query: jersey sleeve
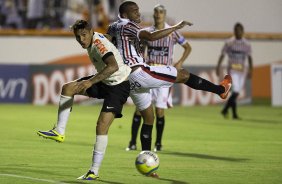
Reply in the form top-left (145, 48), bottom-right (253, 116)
top-left (93, 34), bottom-right (114, 61)
top-left (123, 22), bottom-right (142, 40)
top-left (172, 30), bottom-right (187, 45)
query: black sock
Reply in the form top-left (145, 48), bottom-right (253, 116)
top-left (140, 124), bottom-right (153, 151)
top-left (231, 93), bottom-right (239, 118)
top-left (185, 73), bottom-right (224, 95)
top-left (223, 92), bottom-right (238, 113)
top-left (155, 117), bottom-right (165, 145)
top-left (130, 113), bottom-right (141, 145)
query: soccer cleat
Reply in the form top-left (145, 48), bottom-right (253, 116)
top-left (37, 129), bottom-right (65, 143)
top-left (77, 170), bottom-right (99, 180)
top-left (221, 110), bottom-right (228, 119)
top-left (153, 143), bottom-right (162, 152)
top-left (125, 142), bottom-right (137, 151)
top-left (219, 75), bottom-right (232, 99)
top-left (149, 172), bottom-right (159, 178)
top-left (233, 115), bottom-right (242, 120)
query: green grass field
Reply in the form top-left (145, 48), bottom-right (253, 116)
top-left (0, 104), bottom-right (281, 184)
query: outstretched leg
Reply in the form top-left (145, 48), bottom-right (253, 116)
top-left (176, 69), bottom-right (232, 99)
top-left (37, 77), bottom-right (91, 142)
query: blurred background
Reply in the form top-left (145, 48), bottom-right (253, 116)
top-left (0, 0), bottom-right (282, 106)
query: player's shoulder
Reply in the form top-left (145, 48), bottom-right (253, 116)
top-left (93, 32), bottom-right (107, 41)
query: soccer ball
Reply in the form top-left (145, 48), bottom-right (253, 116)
top-left (135, 151), bottom-right (160, 176)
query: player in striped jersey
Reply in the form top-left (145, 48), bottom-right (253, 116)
top-left (126, 4), bottom-right (192, 152)
top-left (216, 23), bottom-right (253, 120)
top-left (107, 1), bottom-right (232, 153)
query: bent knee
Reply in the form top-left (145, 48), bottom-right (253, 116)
top-left (176, 69), bottom-right (190, 83)
top-left (61, 82), bottom-right (76, 95)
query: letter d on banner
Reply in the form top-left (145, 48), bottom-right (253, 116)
top-left (33, 74), bottom-right (49, 105)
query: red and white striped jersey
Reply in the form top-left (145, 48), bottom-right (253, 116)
top-left (107, 17), bottom-right (145, 67)
top-left (222, 37), bottom-right (252, 71)
top-left (144, 24), bottom-right (187, 66)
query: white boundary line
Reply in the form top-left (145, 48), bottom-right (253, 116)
top-left (0, 173), bottom-right (69, 184)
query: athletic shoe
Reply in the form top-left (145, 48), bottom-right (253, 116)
top-left (221, 110), bottom-right (228, 119)
top-left (37, 129), bottom-right (65, 143)
top-left (77, 170), bottom-right (99, 180)
top-left (125, 142), bottom-right (137, 151)
top-left (233, 115), bottom-right (242, 120)
top-left (219, 75), bottom-right (232, 99)
top-left (153, 143), bottom-right (162, 152)
top-left (149, 172), bottom-right (159, 178)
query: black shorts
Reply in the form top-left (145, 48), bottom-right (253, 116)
top-left (77, 75), bottom-right (130, 118)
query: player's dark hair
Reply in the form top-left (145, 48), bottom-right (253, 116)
top-left (234, 22), bottom-right (244, 31)
top-left (119, 1), bottom-right (137, 16)
top-left (71, 20), bottom-right (91, 32)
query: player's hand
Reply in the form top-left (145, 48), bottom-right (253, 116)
top-left (74, 80), bottom-right (93, 94)
top-left (174, 21), bottom-right (193, 30)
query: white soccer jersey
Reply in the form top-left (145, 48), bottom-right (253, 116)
top-left (222, 37), bottom-right (251, 72)
top-left (87, 32), bottom-right (131, 85)
top-left (144, 24), bottom-right (187, 66)
top-left (107, 17), bottom-right (145, 67)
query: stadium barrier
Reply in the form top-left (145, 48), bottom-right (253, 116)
top-left (1, 29), bottom-right (282, 40)
top-left (0, 64), bottom-right (251, 105)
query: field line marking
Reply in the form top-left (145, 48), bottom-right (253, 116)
top-left (0, 173), bottom-right (69, 184)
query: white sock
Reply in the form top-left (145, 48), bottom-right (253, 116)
top-left (90, 135), bottom-right (108, 175)
top-left (54, 95), bottom-right (73, 135)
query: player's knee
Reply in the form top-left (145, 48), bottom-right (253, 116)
top-left (61, 82), bottom-right (75, 95)
top-left (156, 109), bottom-right (164, 117)
top-left (176, 69), bottom-right (189, 83)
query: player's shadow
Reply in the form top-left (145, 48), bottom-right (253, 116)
top-left (162, 151), bottom-right (250, 162)
top-left (63, 180), bottom-right (123, 184)
top-left (158, 178), bottom-right (189, 184)
top-left (242, 118), bottom-right (281, 124)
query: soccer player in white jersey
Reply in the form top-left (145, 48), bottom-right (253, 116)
top-left (126, 4), bottom-right (192, 152)
top-left (216, 23), bottom-right (253, 119)
top-left (107, 1), bottom-right (232, 155)
top-left (37, 20), bottom-right (131, 180)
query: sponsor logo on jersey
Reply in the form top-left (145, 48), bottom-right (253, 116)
top-left (94, 39), bottom-right (108, 55)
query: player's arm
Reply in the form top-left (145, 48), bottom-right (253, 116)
top-left (89, 54), bottom-right (119, 84)
top-left (247, 55), bottom-right (253, 79)
top-left (174, 42), bottom-right (192, 69)
top-left (75, 53), bottom-right (118, 93)
top-left (139, 21), bottom-right (193, 41)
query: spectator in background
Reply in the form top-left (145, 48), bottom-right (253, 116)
top-left (0, 0), bottom-right (23, 29)
top-left (62, 0), bottom-right (88, 29)
top-left (216, 23), bottom-right (253, 120)
top-left (26, 0), bottom-right (45, 29)
top-left (91, 0), bottom-right (109, 33)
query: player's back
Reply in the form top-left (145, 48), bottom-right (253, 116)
top-left (107, 18), bottom-right (145, 67)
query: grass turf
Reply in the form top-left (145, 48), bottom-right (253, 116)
top-left (0, 104), bottom-right (281, 184)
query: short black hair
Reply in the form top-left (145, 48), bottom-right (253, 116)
top-left (119, 1), bottom-right (137, 15)
top-left (71, 20), bottom-right (91, 32)
top-left (234, 22), bottom-right (244, 31)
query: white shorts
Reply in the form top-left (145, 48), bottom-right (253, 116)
top-left (230, 69), bottom-right (247, 93)
top-left (151, 87), bottom-right (173, 109)
top-left (129, 65), bottom-right (177, 111)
